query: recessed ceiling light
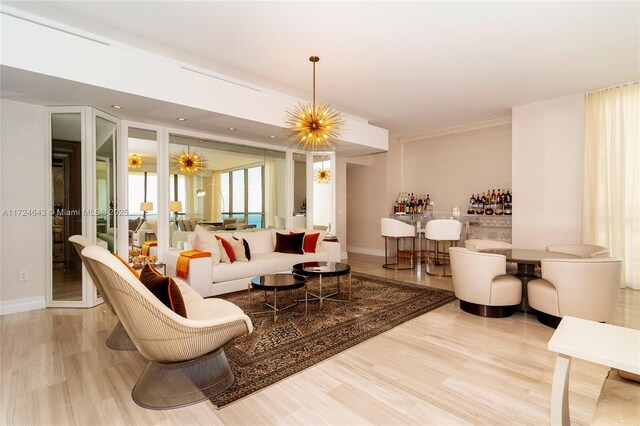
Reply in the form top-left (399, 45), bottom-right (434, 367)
top-left (227, 127), bottom-right (236, 131)
top-left (269, 135), bottom-right (276, 138)
top-left (176, 117), bottom-right (187, 121)
top-left (111, 104), bottom-right (123, 109)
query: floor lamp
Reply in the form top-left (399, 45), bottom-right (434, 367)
top-left (196, 185), bottom-right (225, 221)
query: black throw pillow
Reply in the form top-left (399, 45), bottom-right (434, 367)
top-left (234, 237), bottom-right (252, 260)
top-left (139, 264), bottom-right (187, 318)
top-left (274, 232), bottom-right (304, 255)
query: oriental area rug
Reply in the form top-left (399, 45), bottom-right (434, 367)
top-left (211, 272), bottom-right (456, 408)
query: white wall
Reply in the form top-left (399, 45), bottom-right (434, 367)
top-left (402, 124), bottom-right (512, 216)
top-left (0, 99), bottom-right (48, 313)
top-left (512, 93), bottom-right (585, 249)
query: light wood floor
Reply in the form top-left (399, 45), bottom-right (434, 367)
top-left (1, 252), bottom-right (638, 425)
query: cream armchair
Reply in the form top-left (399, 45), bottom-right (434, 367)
top-left (69, 235), bottom-right (136, 351)
top-left (449, 247), bottom-right (522, 317)
top-left (546, 243), bottom-right (610, 258)
top-left (528, 258), bottom-right (622, 328)
top-left (132, 219), bottom-right (157, 247)
top-left (82, 244), bottom-right (253, 409)
top-left (464, 238), bottom-right (517, 274)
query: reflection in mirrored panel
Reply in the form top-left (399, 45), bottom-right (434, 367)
top-left (168, 134), bottom-right (286, 239)
top-left (128, 128), bottom-right (158, 249)
top-left (51, 112), bottom-right (83, 301)
top-left (292, 153), bottom-right (307, 229)
top-left (96, 116), bottom-right (117, 253)
top-left (313, 154), bottom-right (332, 232)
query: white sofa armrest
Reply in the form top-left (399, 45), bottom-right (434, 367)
top-left (166, 250), bottom-right (214, 297)
top-left (321, 240), bottom-right (341, 262)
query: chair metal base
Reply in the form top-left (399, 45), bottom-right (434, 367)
top-left (535, 311), bottom-right (563, 329)
top-left (425, 240), bottom-right (456, 277)
top-left (105, 321), bottom-right (137, 351)
top-left (460, 300), bottom-right (514, 318)
top-left (382, 236), bottom-right (415, 270)
top-left (132, 347), bottom-right (234, 410)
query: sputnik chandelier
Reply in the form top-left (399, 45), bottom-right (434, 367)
top-left (170, 148), bottom-right (206, 175)
top-left (314, 160), bottom-right (331, 184)
top-left (286, 56), bottom-right (343, 151)
top-left (128, 153), bottom-right (142, 168)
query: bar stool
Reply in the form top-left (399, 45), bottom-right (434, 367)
top-left (425, 219), bottom-right (462, 277)
top-left (381, 218), bottom-right (416, 270)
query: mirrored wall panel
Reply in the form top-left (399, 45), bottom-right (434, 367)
top-left (95, 116), bottom-right (117, 252)
top-left (292, 153), bottom-right (307, 229)
top-left (168, 134), bottom-right (286, 244)
top-left (51, 112), bottom-right (83, 301)
top-left (127, 128), bottom-right (158, 249)
top-left (312, 154), bottom-right (332, 231)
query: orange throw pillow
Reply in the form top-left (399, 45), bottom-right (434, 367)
top-left (290, 231), bottom-right (320, 253)
top-left (215, 235), bottom-right (236, 263)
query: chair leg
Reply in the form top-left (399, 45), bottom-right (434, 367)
top-left (132, 347), bottom-right (234, 410)
top-left (105, 321), bottom-right (137, 351)
top-left (382, 237), bottom-right (415, 270)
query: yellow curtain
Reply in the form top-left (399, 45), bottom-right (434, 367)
top-left (583, 83), bottom-right (639, 288)
top-left (210, 171), bottom-right (222, 221)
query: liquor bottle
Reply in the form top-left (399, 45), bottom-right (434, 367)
top-left (426, 194), bottom-right (431, 206)
top-left (475, 194), bottom-right (484, 215)
top-left (484, 197), bottom-right (494, 215)
top-left (495, 195), bottom-right (504, 215)
top-left (467, 194), bottom-right (476, 214)
top-left (481, 192), bottom-right (487, 205)
top-left (505, 189), bottom-right (512, 215)
top-left (491, 189), bottom-right (496, 202)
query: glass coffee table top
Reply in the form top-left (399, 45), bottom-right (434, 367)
top-left (250, 273), bottom-right (307, 291)
top-left (292, 261), bottom-right (350, 277)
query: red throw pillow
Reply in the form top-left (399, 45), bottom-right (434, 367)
top-left (215, 235), bottom-right (236, 263)
top-left (139, 264), bottom-right (187, 317)
top-left (290, 232), bottom-right (320, 253)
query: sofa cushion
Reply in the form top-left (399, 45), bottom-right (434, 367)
top-left (293, 228), bottom-right (326, 250)
top-left (139, 264), bottom-right (187, 317)
top-left (129, 217), bottom-right (141, 231)
top-left (275, 232), bottom-right (304, 255)
top-left (228, 237), bottom-right (248, 262)
top-left (237, 229), bottom-right (274, 254)
top-left (189, 225), bottom-right (221, 264)
top-left (290, 231), bottom-right (320, 253)
top-left (216, 237), bottom-right (234, 263)
top-left (211, 250), bottom-right (330, 283)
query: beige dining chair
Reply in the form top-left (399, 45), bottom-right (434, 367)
top-left (464, 238), bottom-right (517, 274)
top-left (528, 257), bottom-right (623, 328)
top-left (81, 244), bottom-right (253, 409)
top-left (449, 247), bottom-right (522, 317)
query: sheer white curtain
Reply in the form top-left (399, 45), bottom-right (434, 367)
top-left (583, 83), bottom-right (639, 288)
top-left (264, 160), bottom-right (277, 228)
top-left (210, 171), bottom-right (222, 221)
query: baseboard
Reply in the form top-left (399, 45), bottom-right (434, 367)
top-left (347, 246), bottom-right (385, 257)
top-left (0, 296), bottom-right (46, 316)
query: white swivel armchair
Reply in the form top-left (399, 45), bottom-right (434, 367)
top-left (465, 239), bottom-right (517, 274)
top-left (381, 218), bottom-right (416, 270)
top-left (425, 219), bottom-right (462, 277)
top-left (82, 245), bottom-right (253, 409)
top-left (449, 247), bottom-right (522, 317)
top-left (546, 244), bottom-right (610, 258)
top-left (528, 257), bottom-right (622, 328)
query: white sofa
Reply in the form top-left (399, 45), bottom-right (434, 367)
top-left (166, 229), bottom-right (341, 297)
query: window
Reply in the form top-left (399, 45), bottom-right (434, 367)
top-left (128, 171), bottom-right (157, 217)
top-left (221, 165), bottom-right (264, 227)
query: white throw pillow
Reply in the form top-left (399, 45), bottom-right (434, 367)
top-left (228, 238), bottom-right (248, 262)
top-left (217, 239), bottom-right (231, 263)
top-left (239, 229), bottom-right (274, 254)
top-left (190, 225), bottom-right (221, 264)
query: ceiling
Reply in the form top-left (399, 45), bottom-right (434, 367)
top-left (2, 1), bottom-right (639, 139)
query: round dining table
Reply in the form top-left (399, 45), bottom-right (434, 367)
top-left (480, 248), bottom-right (579, 312)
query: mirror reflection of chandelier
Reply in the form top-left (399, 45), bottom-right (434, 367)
top-left (314, 160), bottom-right (331, 184)
top-left (286, 56), bottom-right (344, 151)
top-left (170, 147), bottom-right (206, 175)
top-left (128, 153), bottom-right (142, 168)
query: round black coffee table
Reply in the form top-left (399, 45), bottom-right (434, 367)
top-left (292, 261), bottom-right (352, 309)
top-left (249, 273), bottom-right (307, 321)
